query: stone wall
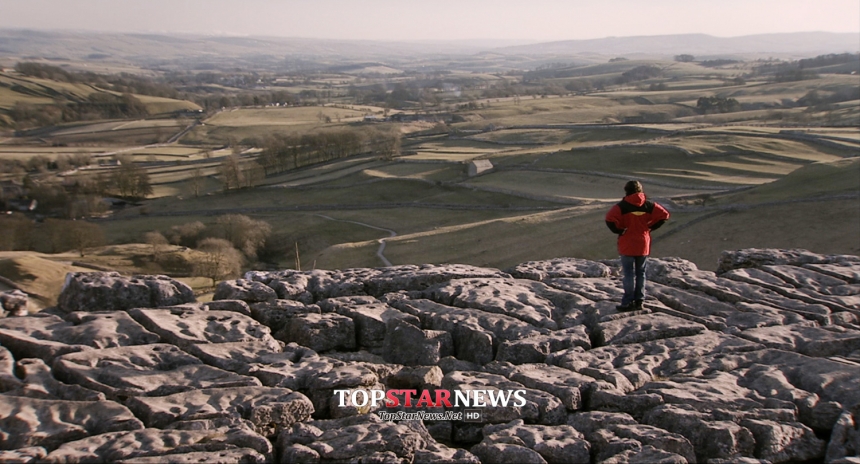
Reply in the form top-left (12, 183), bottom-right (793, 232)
top-left (0, 250), bottom-right (858, 463)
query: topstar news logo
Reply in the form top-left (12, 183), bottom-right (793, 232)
top-left (333, 389), bottom-right (528, 408)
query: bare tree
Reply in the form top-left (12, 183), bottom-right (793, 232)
top-left (242, 163), bottom-right (265, 189)
top-left (219, 154), bottom-right (244, 191)
top-left (111, 160), bottom-right (152, 199)
top-left (373, 128), bottom-right (401, 161)
top-left (66, 220), bottom-right (106, 257)
top-left (192, 238), bottom-right (243, 285)
top-left (215, 214), bottom-right (272, 259)
top-left (167, 221), bottom-right (207, 247)
top-left (189, 168), bottom-right (204, 198)
top-left (144, 231), bottom-right (169, 261)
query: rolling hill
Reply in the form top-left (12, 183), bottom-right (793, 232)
top-left (0, 70), bottom-right (201, 127)
top-left (1, 30), bottom-right (857, 72)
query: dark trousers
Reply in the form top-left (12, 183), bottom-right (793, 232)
top-left (620, 255), bottom-right (647, 306)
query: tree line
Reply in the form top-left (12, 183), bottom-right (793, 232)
top-left (797, 53), bottom-right (859, 70)
top-left (10, 93), bottom-right (149, 129)
top-left (2, 155), bottom-right (153, 219)
top-left (696, 96), bottom-right (741, 114)
top-left (0, 213), bottom-right (275, 284)
top-left (219, 127), bottom-right (402, 191)
top-left (749, 53), bottom-right (859, 83)
top-left (0, 216), bottom-right (105, 257)
top-left (144, 215), bottom-right (272, 283)
top-left (14, 62), bottom-right (179, 98)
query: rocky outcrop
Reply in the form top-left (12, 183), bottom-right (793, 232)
top-left (0, 290), bottom-right (29, 317)
top-left (0, 248), bottom-right (858, 462)
top-left (57, 272), bottom-right (195, 312)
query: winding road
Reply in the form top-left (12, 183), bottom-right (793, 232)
top-left (314, 214), bottom-right (397, 266)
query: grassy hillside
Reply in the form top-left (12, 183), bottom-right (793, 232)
top-left (310, 159), bottom-right (859, 271)
top-left (0, 253), bottom-right (93, 308)
top-left (718, 157), bottom-right (860, 204)
top-left (0, 71), bottom-right (201, 128)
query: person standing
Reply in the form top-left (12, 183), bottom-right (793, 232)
top-left (605, 180), bottom-right (670, 311)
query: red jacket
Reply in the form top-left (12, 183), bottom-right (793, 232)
top-left (605, 193), bottom-right (670, 256)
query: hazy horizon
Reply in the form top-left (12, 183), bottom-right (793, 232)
top-left (0, 0), bottom-right (857, 43)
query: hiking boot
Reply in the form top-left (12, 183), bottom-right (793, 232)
top-left (615, 302), bottom-right (637, 312)
top-left (634, 299), bottom-right (644, 310)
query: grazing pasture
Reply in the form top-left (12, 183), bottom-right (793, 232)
top-left (1, 53), bottom-right (857, 282)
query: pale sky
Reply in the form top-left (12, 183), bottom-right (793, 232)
top-left (1, 0), bottom-right (858, 42)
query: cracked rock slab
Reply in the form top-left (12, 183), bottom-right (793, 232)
top-left (478, 419), bottom-right (591, 464)
top-left (321, 296), bottom-right (421, 349)
top-left (43, 426), bottom-right (272, 463)
top-left (0, 311), bottom-right (160, 357)
top-left (656, 265), bottom-right (834, 320)
top-left (506, 257), bottom-right (612, 280)
top-left (383, 318), bottom-right (453, 366)
top-left (611, 423), bottom-right (695, 463)
top-left (6, 358), bottom-right (104, 401)
top-left (214, 279), bottom-right (277, 303)
top-left (442, 371), bottom-right (566, 425)
top-left (61, 311), bottom-right (162, 347)
top-left (276, 313), bottom-right (356, 353)
top-left (503, 363), bottom-right (602, 411)
top-left (302, 415), bottom-right (427, 462)
top-left (826, 407), bottom-right (860, 462)
top-left (246, 264), bottom-right (509, 302)
top-left (0, 315), bottom-right (93, 363)
top-left (115, 448), bottom-right (268, 464)
top-left (185, 340), bottom-right (300, 373)
top-left (716, 248), bottom-right (857, 274)
top-left (736, 323), bottom-right (860, 357)
top-left (425, 278), bottom-right (589, 330)
top-left (544, 277), bottom-right (625, 302)
top-left (0, 447), bottom-right (48, 463)
top-left (53, 344), bottom-right (261, 400)
top-left (0, 345), bottom-right (21, 391)
top-left (804, 262), bottom-right (860, 284)
top-left (640, 371), bottom-right (766, 411)
top-left (496, 326), bottom-right (591, 364)
top-left (597, 312), bottom-right (707, 346)
top-left (470, 442), bottom-right (547, 464)
top-left (550, 332), bottom-right (763, 391)
top-left (386, 296), bottom-right (543, 365)
top-left (600, 445), bottom-right (690, 464)
top-left (0, 395), bottom-right (143, 451)
top-left (128, 308), bottom-right (280, 352)
top-left (365, 264), bottom-right (512, 296)
top-left (248, 299), bottom-right (320, 334)
top-left (741, 418), bottom-right (826, 463)
top-left (644, 404), bottom-right (755, 462)
top-left (125, 387), bottom-right (313, 437)
top-left (58, 272), bottom-right (194, 312)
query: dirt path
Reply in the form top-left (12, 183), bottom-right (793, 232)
top-left (314, 214), bottom-right (397, 266)
top-left (110, 119), bottom-right (144, 131)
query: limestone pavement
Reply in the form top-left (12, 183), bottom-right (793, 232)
top-left (0, 248), bottom-right (858, 463)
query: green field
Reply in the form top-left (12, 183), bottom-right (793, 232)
top-left (464, 171), bottom-right (705, 201)
top-left (2, 55), bottom-right (858, 283)
top-left (207, 107), bottom-right (369, 127)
